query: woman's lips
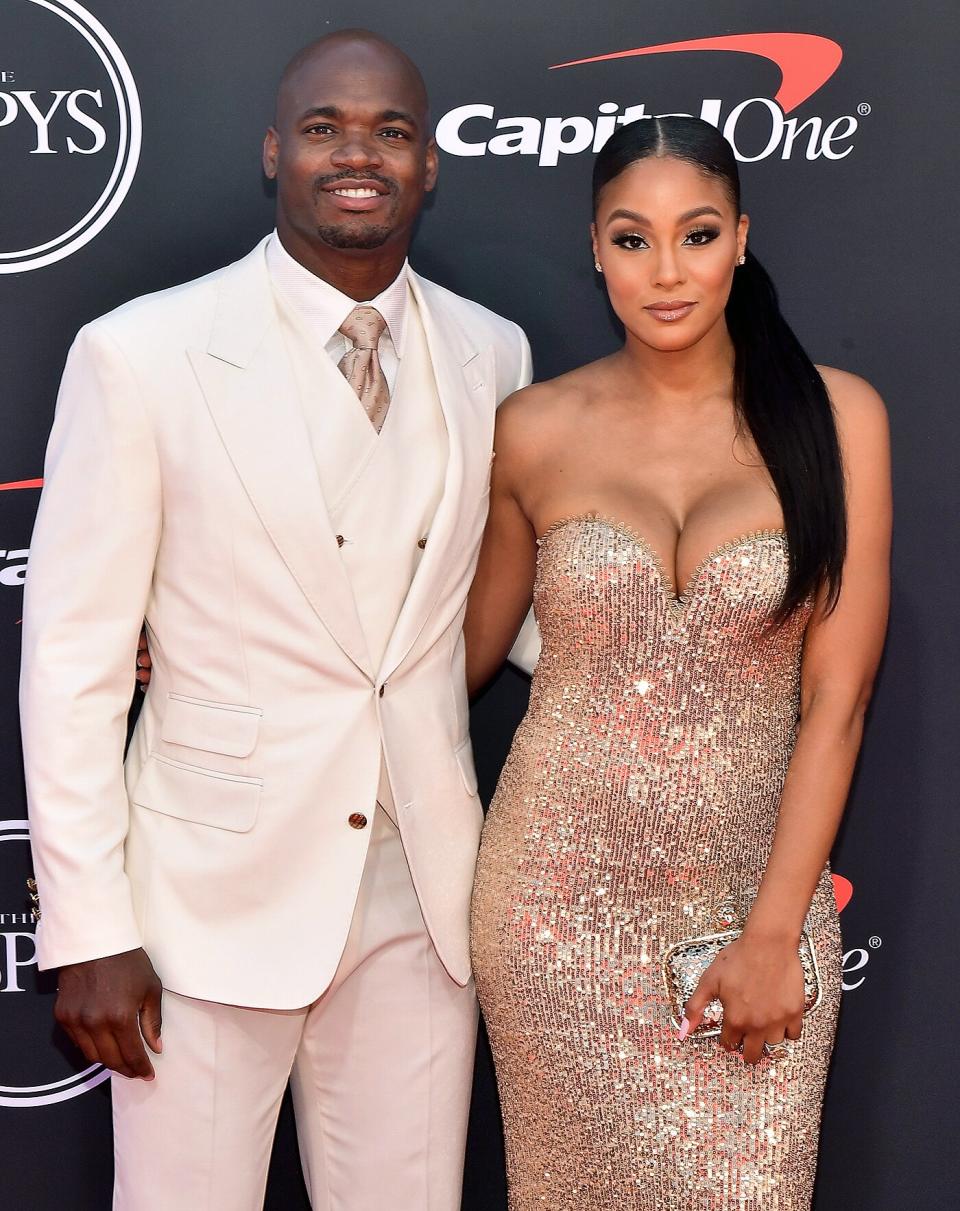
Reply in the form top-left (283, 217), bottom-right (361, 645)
top-left (644, 301), bottom-right (697, 322)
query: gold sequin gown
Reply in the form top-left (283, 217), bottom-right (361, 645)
top-left (471, 516), bottom-right (842, 1210)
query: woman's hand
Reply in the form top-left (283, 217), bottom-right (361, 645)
top-left (135, 627), bottom-right (151, 691)
top-left (681, 933), bottom-right (805, 1064)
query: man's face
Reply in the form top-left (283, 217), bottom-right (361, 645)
top-left (263, 45), bottom-right (438, 254)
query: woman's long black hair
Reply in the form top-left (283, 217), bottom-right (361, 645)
top-left (593, 116), bottom-right (845, 618)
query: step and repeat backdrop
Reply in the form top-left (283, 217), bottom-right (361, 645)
top-left (1, 0), bottom-right (957, 1207)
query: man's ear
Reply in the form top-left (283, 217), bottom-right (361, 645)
top-left (424, 137), bottom-right (439, 193)
top-left (263, 127), bottom-right (280, 180)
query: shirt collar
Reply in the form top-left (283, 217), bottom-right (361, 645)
top-left (265, 230), bottom-right (409, 353)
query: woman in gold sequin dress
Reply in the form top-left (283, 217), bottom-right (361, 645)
top-left (466, 117), bottom-right (890, 1209)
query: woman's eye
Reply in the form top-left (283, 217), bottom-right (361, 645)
top-left (683, 226), bottom-right (721, 246)
top-left (611, 233), bottom-right (648, 251)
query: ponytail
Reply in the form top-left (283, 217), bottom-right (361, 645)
top-left (726, 249), bottom-right (845, 617)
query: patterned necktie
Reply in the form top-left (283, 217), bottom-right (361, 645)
top-left (337, 306), bottom-right (390, 432)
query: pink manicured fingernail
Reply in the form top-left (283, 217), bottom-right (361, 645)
top-left (678, 1017), bottom-right (690, 1041)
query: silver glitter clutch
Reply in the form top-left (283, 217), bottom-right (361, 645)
top-left (663, 900), bottom-right (822, 1039)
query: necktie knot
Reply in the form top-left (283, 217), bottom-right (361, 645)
top-left (339, 305), bottom-right (387, 352)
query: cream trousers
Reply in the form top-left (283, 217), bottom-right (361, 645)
top-left (112, 807), bottom-right (479, 1210)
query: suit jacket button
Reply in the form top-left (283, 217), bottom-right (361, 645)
top-left (378, 685), bottom-right (385, 697)
top-left (348, 813), bottom-right (368, 830)
top-left (336, 535), bottom-right (345, 548)
top-left (417, 537), bottom-right (427, 549)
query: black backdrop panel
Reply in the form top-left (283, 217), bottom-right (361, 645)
top-left (1, 2), bottom-right (958, 1208)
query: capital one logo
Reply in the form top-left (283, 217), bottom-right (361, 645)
top-left (437, 33), bottom-right (862, 166)
top-left (0, 820), bottom-right (109, 1106)
top-left (0, 547), bottom-right (29, 586)
top-left (0, 0), bottom-right (142, 274)
top-left (833, 873), bottom-right (882, 992)
top-left (0, 478), bottom-right (40, 611)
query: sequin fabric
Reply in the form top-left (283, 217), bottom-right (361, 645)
top-left (471, 516), bottom-right (842, 1210)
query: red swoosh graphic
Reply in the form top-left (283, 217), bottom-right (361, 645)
top-left (0, 478), bottom-right (42, 491)
top-left (832, 874), bottom-right (853, 914)
top-left (551, 33), bottom-right (843, 114)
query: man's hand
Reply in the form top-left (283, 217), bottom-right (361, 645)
top-left (135, 628), bottom-right (152, 690)
top-left (55, 948), bottom-right (163, 1080)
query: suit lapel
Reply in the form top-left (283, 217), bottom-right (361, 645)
top-left (188, 239), bottom-right (373, 679)
top-left (380, 272), bottom-right (495, 681)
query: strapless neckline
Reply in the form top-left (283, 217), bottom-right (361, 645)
top-left (536, 512), bottom-right (788, 610)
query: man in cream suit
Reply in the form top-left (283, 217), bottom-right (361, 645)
top-left (20, 30), bottom-right (530, 1211)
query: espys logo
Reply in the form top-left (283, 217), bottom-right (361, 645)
top-left (0, 0), bottom-right (141, 274)
top-left (437, 33), bottom-right (865, 167)
top-left (0, 821), bottom-right (109, 1107)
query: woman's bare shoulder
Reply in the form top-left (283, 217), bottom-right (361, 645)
top-left (817, 364), bottom-right (889, 453)
top-left (496, 360), bottom-right (611, 443)
top-left (817, 364), bottom-right (886, 421)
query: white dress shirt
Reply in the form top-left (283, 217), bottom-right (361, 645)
top-left (265, 230), bottom-right (408, 393)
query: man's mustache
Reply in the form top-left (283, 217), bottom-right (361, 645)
top-left (313, 171), bottom-right (399, 198)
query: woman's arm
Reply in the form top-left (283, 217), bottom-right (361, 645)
top-left (464, 395), bottom-right (540, 697)
top-left (684, 369), bottom-right (892, 1061)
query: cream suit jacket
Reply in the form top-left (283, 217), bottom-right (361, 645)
top-left (20, 237), bottom-right (532, 1008)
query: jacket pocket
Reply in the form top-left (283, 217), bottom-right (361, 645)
top-left (132, 753), bottom-right (262, 833)
top-left (161, 693), bottom-right (262, 758)
top-left (454, 737), bottom-right (479, 797)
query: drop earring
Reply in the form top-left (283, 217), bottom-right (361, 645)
top-left (594, 260), bottom-right (603, 273)
top-left (737, 253), bottom-right (746, 266)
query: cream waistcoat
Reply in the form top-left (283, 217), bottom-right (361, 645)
top-left (275, 287), bottom-right (448, 818)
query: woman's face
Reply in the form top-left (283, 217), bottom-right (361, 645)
top-left (592, 155), bottom-right (749, 353)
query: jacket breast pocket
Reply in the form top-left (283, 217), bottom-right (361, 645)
top-left (160, 693), bottom-right (262, 758)
top-left (132, 753), bottom-right (262, 833)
